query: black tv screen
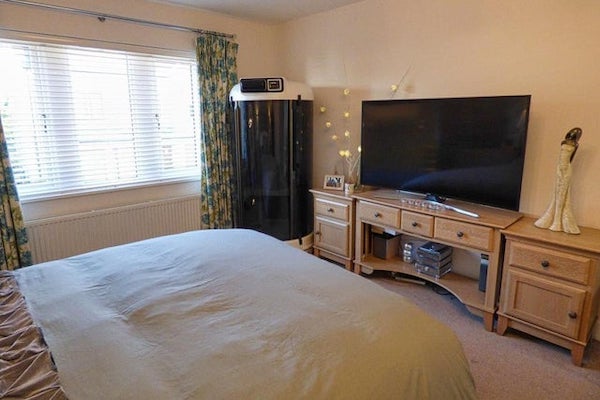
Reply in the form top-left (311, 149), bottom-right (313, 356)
top-left (360, 95), bottom-right (531, 211)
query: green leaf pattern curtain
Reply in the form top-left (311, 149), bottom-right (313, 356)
top-left (196, 34), bottom-right (239, 229)
top-left (0, 116), bottom-right (32, 270)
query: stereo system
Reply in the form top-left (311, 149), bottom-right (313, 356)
top-left (415, 241), bottom-right (453, 279)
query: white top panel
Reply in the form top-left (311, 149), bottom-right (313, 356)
top-left (230, 77), bottom-right (314, 101)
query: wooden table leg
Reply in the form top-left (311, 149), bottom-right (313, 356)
top-left (496, 315), bottom-right (509, 335)
top-left (483, 312), bottom-right (495, 332)
top-left (571, 344), bottom-right (585, 366)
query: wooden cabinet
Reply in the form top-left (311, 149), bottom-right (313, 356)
top-left (498, 217), bottom-right (600, 366)
top-left (310, 189), bottom-right (355, 270)
top-left (353, 190), bottom-right (522, 331)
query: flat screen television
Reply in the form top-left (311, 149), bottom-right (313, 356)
top-left (360, 95), bottom-right (531, 211)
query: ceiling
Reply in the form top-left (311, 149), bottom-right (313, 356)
top-left (154, 0), bottom-right (365, 24)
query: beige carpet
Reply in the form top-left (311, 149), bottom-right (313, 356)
top-left (368, 272), bottom-right (600, 400)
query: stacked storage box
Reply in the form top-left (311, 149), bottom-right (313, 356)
top-left (415, 241), bottom-right (452, 278)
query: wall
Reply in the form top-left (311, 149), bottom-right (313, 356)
top-left (0, 0), bottom-right (283, 220)
top-left (279, 0), bottom-right (600, 340)
top-left (3, 0), bottom-right (600, 338)
top-left (280, 0), bottom-right (600, 229)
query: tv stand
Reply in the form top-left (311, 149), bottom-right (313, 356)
top-left (353, 189), bottom-right (522, 331)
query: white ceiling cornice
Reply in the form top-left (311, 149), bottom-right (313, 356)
top-left (150, 0), bottom-right (365, 24)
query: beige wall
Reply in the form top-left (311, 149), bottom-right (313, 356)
top-left (0, 0), bottom-right (283, 219)
top-left (0, 0), bottom-right (282, 72)
top-left (2, 0), bottom-right (599, 339)
top-left (3, 0), bottom-right (597, 232)
top-left (14, 0), bottom-right (599, 228)
top-left (280, 0), bottom-right (600, 230)
top-left (278, 0), bottom-right (600, 340)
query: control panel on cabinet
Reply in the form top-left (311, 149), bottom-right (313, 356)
top-left (353, 190), bottom-right (522, 331)
top-left (498, 217), bottom-right (600, 366)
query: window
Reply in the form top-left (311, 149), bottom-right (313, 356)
top-left (0, 40), bottom-right (202, 200)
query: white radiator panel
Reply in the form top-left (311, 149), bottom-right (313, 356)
top-left (26, 196), bottom-right (203, 264)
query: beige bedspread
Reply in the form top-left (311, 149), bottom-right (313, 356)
top-left (14, 229), bottom-right (476, 399)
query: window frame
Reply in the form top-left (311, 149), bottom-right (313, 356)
top-left (0, 38), bottom-right (203, 201)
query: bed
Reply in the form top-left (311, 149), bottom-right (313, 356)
top-left (2, 228), bottom-right (477, 399)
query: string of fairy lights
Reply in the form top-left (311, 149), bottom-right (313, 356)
top-left (319, 69), bottom-right (411, 188)
top-left (320, 88), bottom-right (361, 186)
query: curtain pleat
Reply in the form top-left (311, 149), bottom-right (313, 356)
top-left (0, 116), bottom-right (32, 270)
top-left (196, 35), bottom-right (239, 229)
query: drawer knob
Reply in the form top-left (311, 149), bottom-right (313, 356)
top-left (541, 260), bottom-right (550, 268)
top-left (374, 212), bottom-right (382, 218)
top-left (315, 231), bottom-right (321, 236)
top-left (412, 221), bottom-right (419, 227)
top-left (327, 208), bottom-right (334, 213)
top-left (456, 231), bottom-right (464, 238)
top-left (568, 311), bottom-right (577, 319)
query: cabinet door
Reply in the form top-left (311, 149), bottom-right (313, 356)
top-left (314, 216), bottom-right (349, 257)
top-left (502, 269), bottom-right (586, 339)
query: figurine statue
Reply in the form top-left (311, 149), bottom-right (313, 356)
top-left (535, 127), bottom-right (583, 234)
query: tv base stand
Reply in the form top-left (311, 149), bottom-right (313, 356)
top-left (353, 190), bottom-right (522, 331)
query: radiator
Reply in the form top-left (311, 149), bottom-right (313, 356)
top-left (26, 196), bottom-right (203, 264)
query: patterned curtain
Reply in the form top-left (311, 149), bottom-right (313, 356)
top-left (0, 116), bottom-right (32, 270)
top-left (196, 34), bottom-right (239, 229)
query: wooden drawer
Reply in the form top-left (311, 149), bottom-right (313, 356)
top-left (401, 211), bottom-right (434, 237)
top-left (434, 218), bottom-right (493, 251)
top-left (315, 198), bottom-right (350, 222)
top-left (357, 201), bottom-right (401, 229)
top-left (502, 269), bottom-right (586, 339)
top-left (506, 241), bottom-right (592, 285)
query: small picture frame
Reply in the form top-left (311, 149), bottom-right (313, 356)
top-left (323, 174), bottom-right (345, 190)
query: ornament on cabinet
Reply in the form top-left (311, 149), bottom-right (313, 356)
top-left (534, 127), bottom-right (583, 234)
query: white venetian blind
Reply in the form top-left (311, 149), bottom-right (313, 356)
top-left (0, 39), bottom-right (202, 200)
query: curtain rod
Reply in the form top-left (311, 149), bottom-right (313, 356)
top-left (0, 0), bottom-right (236, 39)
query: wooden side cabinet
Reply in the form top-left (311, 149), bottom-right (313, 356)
top-left (310, 189), bottom-right (355, 270)
top-left (498, 217), bottom-right (600, 366)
